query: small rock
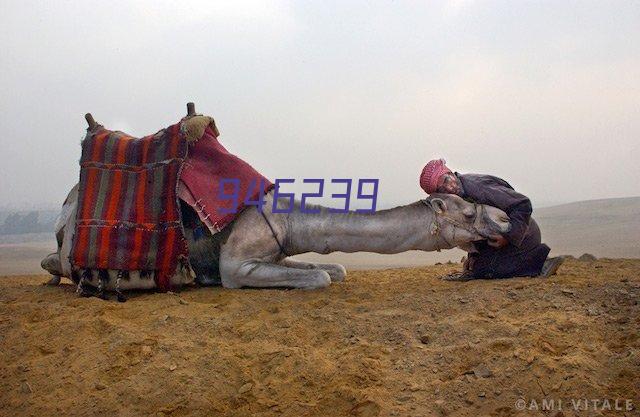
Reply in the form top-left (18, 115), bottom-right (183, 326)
top-left (578, 253), bottom-right (597, 261)
top-left (561, 289), bottom-right (575, 296)
top-left (17, 364), bottom-right (29, 373)
top-left (20, 382), bottom-right (33, 394)
top-left (179, 299), bottom-right (188, 305)
top-left (506, 290), bottom-right (518, 299)
top-left (419, 335), bottom-right (430, 344)
top-left (621, 278), bottom-right (629, 283)
top-left (95, 383), bottom-right (106, 390)
top-left (238, 382), bottom-right (253, 394)
top-left (494, 389), bottom-right (502, 396)
top-left (38, 345), bottom-right (55, 355)
top-left (141, 345), bottom-right (152, 355)
top-left (586, 307), bottom-right (599, 316)
top-left (473, 364), bottom-right (493, 378)
top-left (486, 312), bottom-right (496, 318)
top-left (478, 392), bottom-right (486, 398)
top-left (169, 364), bottom-right (177, 371)
top-left (542, 342), bottom-right (556, 354)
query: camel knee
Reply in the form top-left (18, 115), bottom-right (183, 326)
top-left (41, 252), bottom-right (62, 276)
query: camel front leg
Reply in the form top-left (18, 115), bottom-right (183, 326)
top-left (220, 259), bottom-right (331, 290)
top-left (278, 258), bottom-right (346, 283)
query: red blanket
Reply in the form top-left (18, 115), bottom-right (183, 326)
top-left (179, 125), bottom-right (273, 232)
top-left (71, 123), bottom-right (189, 290)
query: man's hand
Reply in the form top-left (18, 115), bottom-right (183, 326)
top-left (487, 234), bottom-right (508, 248)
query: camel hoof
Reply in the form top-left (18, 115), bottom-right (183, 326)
top-left (327, 265), bottom-right (347, 283)
top-left (45, 275), bottom-right (61, 286)
top-left (303, 271), bottom-right (331, 290)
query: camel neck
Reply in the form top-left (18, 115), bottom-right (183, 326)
top-left (286, 201), bottom-right (441, 255)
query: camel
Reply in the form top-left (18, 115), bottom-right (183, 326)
top-left (42, 184), bottom-right (510, 291)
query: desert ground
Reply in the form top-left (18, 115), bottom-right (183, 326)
top-left (1, 258), bottom-right (638, 417)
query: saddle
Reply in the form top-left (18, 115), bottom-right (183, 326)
top-left (71, 121), bottom-right (189, 290)
top-left (70, 113), bottom-right (272, 291)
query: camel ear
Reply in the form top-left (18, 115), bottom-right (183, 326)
top-left (431, 198), bottom-right (447, 214)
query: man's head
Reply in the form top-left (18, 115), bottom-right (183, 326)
top-left (419, 159), bottom-right (462, 195)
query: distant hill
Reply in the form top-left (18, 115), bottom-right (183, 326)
top-left (0, 210), bottom-right (58, 235)
top-left (535, 196), bottom-right (640, 258)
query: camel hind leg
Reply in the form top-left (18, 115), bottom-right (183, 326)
top-left (220, 259), bottom-right (331, 289)
top-left (278, 258), bottom-right (346, 282)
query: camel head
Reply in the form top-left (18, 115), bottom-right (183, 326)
top-left (423, 193), bottom-right (511, 250)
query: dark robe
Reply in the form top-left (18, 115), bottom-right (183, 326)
top-left (456, 173), bottom-right (550, 278)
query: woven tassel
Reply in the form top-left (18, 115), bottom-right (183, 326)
top-left (77, 269), bottom-right (98, 297)
top-left (71, 269), bottom-right (80, 285)
top-left (115, 270), bottom-right (127, 303)
top-left (97, 269), bottom-right (109, 300)
top-left (179, 258), bottom-right (191, 275)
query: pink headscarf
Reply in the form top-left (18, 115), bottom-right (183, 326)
top-left (419, 159), bottom-right (452, 194)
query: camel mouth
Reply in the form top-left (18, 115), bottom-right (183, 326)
top-left (475, 205), bottom-right (511, 239)
top-left (477, 223), bottom-right (510, 240)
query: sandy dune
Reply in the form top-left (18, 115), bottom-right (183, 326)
top-left (1, 259), bottom-right (638, 416)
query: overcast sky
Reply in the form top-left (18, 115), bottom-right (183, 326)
top-left (1, 0), bottom-right (639, 210)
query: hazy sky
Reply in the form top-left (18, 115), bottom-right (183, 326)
top-left (1, 0), bottom-right (639, 210)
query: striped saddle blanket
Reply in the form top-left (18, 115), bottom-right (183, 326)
top-left (70, 122), bottom-right (189, 290)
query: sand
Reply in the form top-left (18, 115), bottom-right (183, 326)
top-left (1, 258), bottom-right (638, 417)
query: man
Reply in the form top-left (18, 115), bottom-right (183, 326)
top-left (419, 159), bottom-right (563, 280)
